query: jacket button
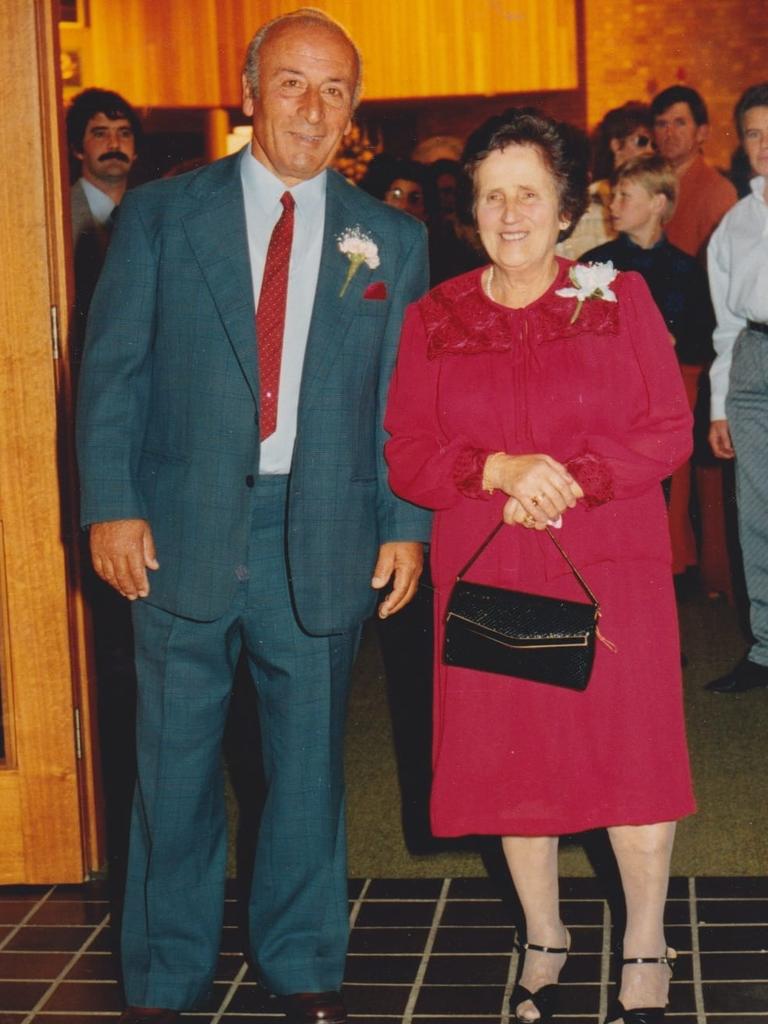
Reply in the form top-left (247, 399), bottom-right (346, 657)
top-left (245, 475), bottom-right (255, 488)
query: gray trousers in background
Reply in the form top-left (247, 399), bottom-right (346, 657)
top-left (726, 325), bottom-right (768, 667)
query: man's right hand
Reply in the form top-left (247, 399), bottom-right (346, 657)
top-left (89, 519), bottom-right (159, 600)
top-left (709, 419), bottom-right (735, 460)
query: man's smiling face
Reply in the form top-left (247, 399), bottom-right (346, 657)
top-left (242, 21), bottom-right (357, 186)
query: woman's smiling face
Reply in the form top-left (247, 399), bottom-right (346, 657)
top-left (474, 144), bottom-right (569, 275)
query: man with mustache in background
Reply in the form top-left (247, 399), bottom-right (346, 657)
top-left (67, 87), bottom-right (142, 361)
top-left (66, 89), bottom-right (143, 881)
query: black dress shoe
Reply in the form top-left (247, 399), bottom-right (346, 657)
top-left (281, 991), bottom-right (346, 1023)
top-left (118, 1009), bottom-right (180, 1024)
top-left (706, 656), bottom-right (768, 693)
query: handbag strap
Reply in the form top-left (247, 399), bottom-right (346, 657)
top-left (455, 520), bottom-right (599, 609)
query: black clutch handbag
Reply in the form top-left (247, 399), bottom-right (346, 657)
top-left (443, 522), bottom-right (603, 690)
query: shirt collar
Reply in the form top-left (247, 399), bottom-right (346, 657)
top-left (749, 174), bottom-right (767, 203)
top-left (80, 177), bottom-right (116, 225)
top-left (239, 145), bottom-right (326, 216)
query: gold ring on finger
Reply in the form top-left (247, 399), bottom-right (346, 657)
top-left (524, 513), bottom-right (536, 528)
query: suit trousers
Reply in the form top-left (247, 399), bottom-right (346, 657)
top-left (726, 326), bottom-right (768, 666)
top-left (121, 475), bottom-right (360, 1009)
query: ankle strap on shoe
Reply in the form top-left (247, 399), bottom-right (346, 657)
top-left (520, 940), bottom-right (569, 955)
top-left (621, 951), bottom-right (676, 971)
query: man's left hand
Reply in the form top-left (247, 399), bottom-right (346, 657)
top-left (371, 542), bottom-right (424, 618)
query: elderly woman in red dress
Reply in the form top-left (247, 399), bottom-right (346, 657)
top-left (384, 109), bottom-right (695, 1024)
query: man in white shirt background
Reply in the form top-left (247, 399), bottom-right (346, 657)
top-left (707, 81), bottom-right (768, 693)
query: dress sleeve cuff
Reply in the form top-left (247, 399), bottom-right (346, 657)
top-left (453, 447), bottom-right (495, 500)
top-left (566, 452), bottom-right (614, 508)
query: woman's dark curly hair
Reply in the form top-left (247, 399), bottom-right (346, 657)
top-left (458, 107), bottom-right (589, 242)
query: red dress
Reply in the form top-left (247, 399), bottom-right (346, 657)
top-left (384, 260), bottom-right (697, 837)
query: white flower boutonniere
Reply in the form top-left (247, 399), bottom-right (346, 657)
top-left (555, 261), bottom-right (618, 324)
top-left (337, 227), bottom-right (380, 297)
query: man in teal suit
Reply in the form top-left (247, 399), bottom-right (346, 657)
top-left (76, 10), bottom-right (430, 1023)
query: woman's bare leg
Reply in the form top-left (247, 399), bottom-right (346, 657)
top-left (607, 822), bottom-right (677, 1016)
top-left (501, 836), bottom-right (568, 1021)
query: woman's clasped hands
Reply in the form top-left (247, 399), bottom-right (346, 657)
top-left (483, 452), bottom-right (584, 529)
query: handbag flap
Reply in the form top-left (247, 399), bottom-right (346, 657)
top-left (446, 580), bottom-right (597, 644)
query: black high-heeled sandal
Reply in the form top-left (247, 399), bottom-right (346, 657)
top-left (511, 932), bottom-right (570, 1024)
top-left (604, 949), bottom-right (677, 1024)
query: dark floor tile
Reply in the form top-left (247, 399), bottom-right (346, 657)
top-left (707, 1017), bottom-right (768, 1024)
top-left (440, 900), bottom-right (513, 927)
top-left (63, 952), bottom-right (120, 981)
top-left (697, 876), bottom-right (768, 898)
top-left (0, 951), bottom-right (71, 979)
top-left (561, 900), bottom-right (606, 926)
top-left (0, 885), bottom-right (50, 899)
top-left (562, 927), bottom-right (605, 955)
top-left (703, 979), bottom-right (768, 1013)
top-left (202, 1017), bottom-right (282, 1024)
top-left (447, 878), bottom-right (503, 899)
top-left (697, 898), bottom-right (768, 923)
top-left (664, 924), bottom-right (692, 951)
top-left (432, 925), bottom-right (516, 955)
top-left (343, 982), bottom-right (410, 1015)
top-left (366, 878), bottom-right (445, 900)
top-left (226, 982), bottom-right (283, 1013)
top-left (664, 900), bottom-right (692, 925)
top-left (222, 900), bottom-right (244, 927)
top-left (29, 901), bottom-right (109, 926)
top-left (354, 900), bottom-right (437, 928)
top-left (0, 901), bottom-right (42, 925)
top-left (667, 876), bottom-right (691, 899)
top-left (348, 878), bottom-right (365, 900)
top-left (220, 926), bottom-right (245, 954)
top-left (561, 952), bottom-right (603, 983)
top-left (345, 953), bottom-right (420, 984)
top-left (214, 952), bottom-right (247, 982)
top-left (0, 1016), bottom-right (26, 1024)
top-left (0, 980), bottom-right (52, 1010)
top-left (348, 927), bottom-right (429, 955)
top-left (414, 982), bottom-right (507, 1016)
top-left (559, 877), bottom-right (610, 899)
top-left (698, 924), bottom-right (768, 952)
top-left (668, 981), bottom-right (697, 1013)
top-left (39, 979), bottom-right (122, 1012)
top-left (700, 950), bottom-right (768, 980)
top-left (4, 926), bottom-right (95, 952)
top-left (47, 881), bottom-right (112, 901)
top-left (88, 926), bottom-right (117, 953)
top-left (346, 1019), bottom-right (400, 1024)
top-left (424, 953), bottom-right (510, 985)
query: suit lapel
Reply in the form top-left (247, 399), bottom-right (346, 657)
top-left (299, 172), bottom-right (382, 407)
top-left (182, 155), bottom-right (259, 400)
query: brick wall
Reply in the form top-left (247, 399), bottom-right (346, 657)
top-left (584, 0), bottom-right (768, 170)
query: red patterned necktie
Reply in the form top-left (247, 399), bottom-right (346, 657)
top-left (256, 190), bottom-right (295, 440)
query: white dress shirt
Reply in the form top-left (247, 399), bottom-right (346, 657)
top-left (80, 177), bottom-right (116, 225)
top-left (240, 148), bottom-right (326, 473)
top-left (708, 175), bottom-right (768, 420)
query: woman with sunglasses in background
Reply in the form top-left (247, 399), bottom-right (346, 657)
top-left (558, 101), bottom-right (655, 260)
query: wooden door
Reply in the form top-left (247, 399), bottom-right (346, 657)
top-left (0, 0), bottom-right (102, 882)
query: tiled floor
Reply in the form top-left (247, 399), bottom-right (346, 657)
top-left (0, 877), bottom-right (766, 1023)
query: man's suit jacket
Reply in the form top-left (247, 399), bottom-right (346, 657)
top-left (76, 152), bottom-right (431, 631)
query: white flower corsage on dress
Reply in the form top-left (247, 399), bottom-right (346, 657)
top-left (337, 227), bottom-right (380, 297)
top-left (556, 261), bottom-right (618, 324)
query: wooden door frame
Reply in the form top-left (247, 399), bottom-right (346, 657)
top-left (0, 0), bottom-right (103, 882)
